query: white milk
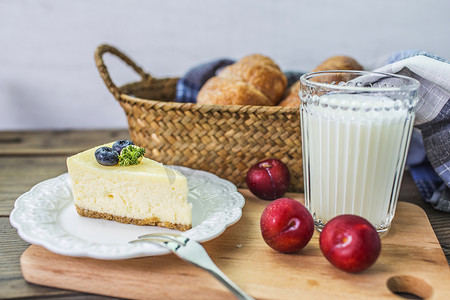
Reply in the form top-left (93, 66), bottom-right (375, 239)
top-left (301, 93), bottom-right (415, 232)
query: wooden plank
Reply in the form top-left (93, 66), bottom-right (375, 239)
top-left (0, 276), bottom-right (119, 300)
top-left (19, 191), bottom-right (450, 300)
top-left (0, 156), bottom-right (68, 215)
top-left (0, 218), bottom-right (115, 299)
top-left (0, 130), bottom-right (130, 156)
top-left (0, 218), bottom-right (30, 278)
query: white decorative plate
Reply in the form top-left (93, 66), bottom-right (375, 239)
top-left (10, 166), bottom-right (245, 260)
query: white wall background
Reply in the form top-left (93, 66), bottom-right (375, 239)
top-left (1, 0), bottom-right (449, 130)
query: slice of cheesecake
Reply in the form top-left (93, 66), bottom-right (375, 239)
top-left (67, 143), bottom-right (192, 231)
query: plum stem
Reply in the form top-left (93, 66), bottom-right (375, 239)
top-left (259, 162), bottom-right (273, 168)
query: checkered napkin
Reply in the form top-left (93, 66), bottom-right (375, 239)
top-left (373, 51), bottom-right (450, 211)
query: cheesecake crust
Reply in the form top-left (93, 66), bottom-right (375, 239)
top-left (75, 205), bottom-right (192, 231)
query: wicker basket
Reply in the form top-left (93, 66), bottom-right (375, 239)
top-left (94, 44), bottom-right (303, 192)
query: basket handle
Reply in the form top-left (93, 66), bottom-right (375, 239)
top-left (94, 44), bottom-right (150, 99)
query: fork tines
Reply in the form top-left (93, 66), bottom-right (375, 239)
top-left (133, 233), bottom-right (188, 245)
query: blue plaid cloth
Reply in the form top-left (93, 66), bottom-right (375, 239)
top-left (373, 50), bottom-right (450, 212)
top-left (176, 52), bottom-right (450, 212)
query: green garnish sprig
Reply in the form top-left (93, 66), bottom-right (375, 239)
top-left (118, 145), bottom-right (146, 166)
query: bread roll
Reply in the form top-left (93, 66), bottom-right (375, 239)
top-left (239, 54), bottom-right (281, 71)
top-left (278, 81), bottom-right (300, 108)
top-left (312, 55), bottom-right (363, 72)
top-left (278, 56), bottom-right (363, 108)
top-left (197, 54), bottom-right (287, 106)
top-left (311, 55), bottom-right (364, 83)
top-left (195, 77), bottom-right (274, 106)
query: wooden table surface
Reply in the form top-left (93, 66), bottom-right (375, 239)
top-left (1, 129), bottom-right (449, 300)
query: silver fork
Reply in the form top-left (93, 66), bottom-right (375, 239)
top-left (130, 233), bottom-right (254, 300)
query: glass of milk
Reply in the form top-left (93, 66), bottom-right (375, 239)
top-left (299, 71), bottom-right (420, 235)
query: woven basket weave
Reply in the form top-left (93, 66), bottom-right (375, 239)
top-left (94, 44), bottom-right (303, 192)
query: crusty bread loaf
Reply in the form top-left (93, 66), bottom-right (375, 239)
top-left (278, 81), bottom-right (300, 108)
top-left (279, 56), bottom-right (364, 108)
top-left (239, 54), bottom-right (282, 71)
top-left (197, 54), bottom-right (287, 106)
top-left (195, 77), bottom-right (275, 106)
top-left (310, 55), bottom-right (364, 84)
top-left (312, 55), bottom-right (363, 72)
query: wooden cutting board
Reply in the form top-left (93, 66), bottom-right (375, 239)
top-left (20, 190), bottom-right (450, 299)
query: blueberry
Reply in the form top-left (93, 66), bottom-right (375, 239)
top-left (112, 140), bottom-right (134, 154)
top-left (95, 147), bottom-right (119, 166)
